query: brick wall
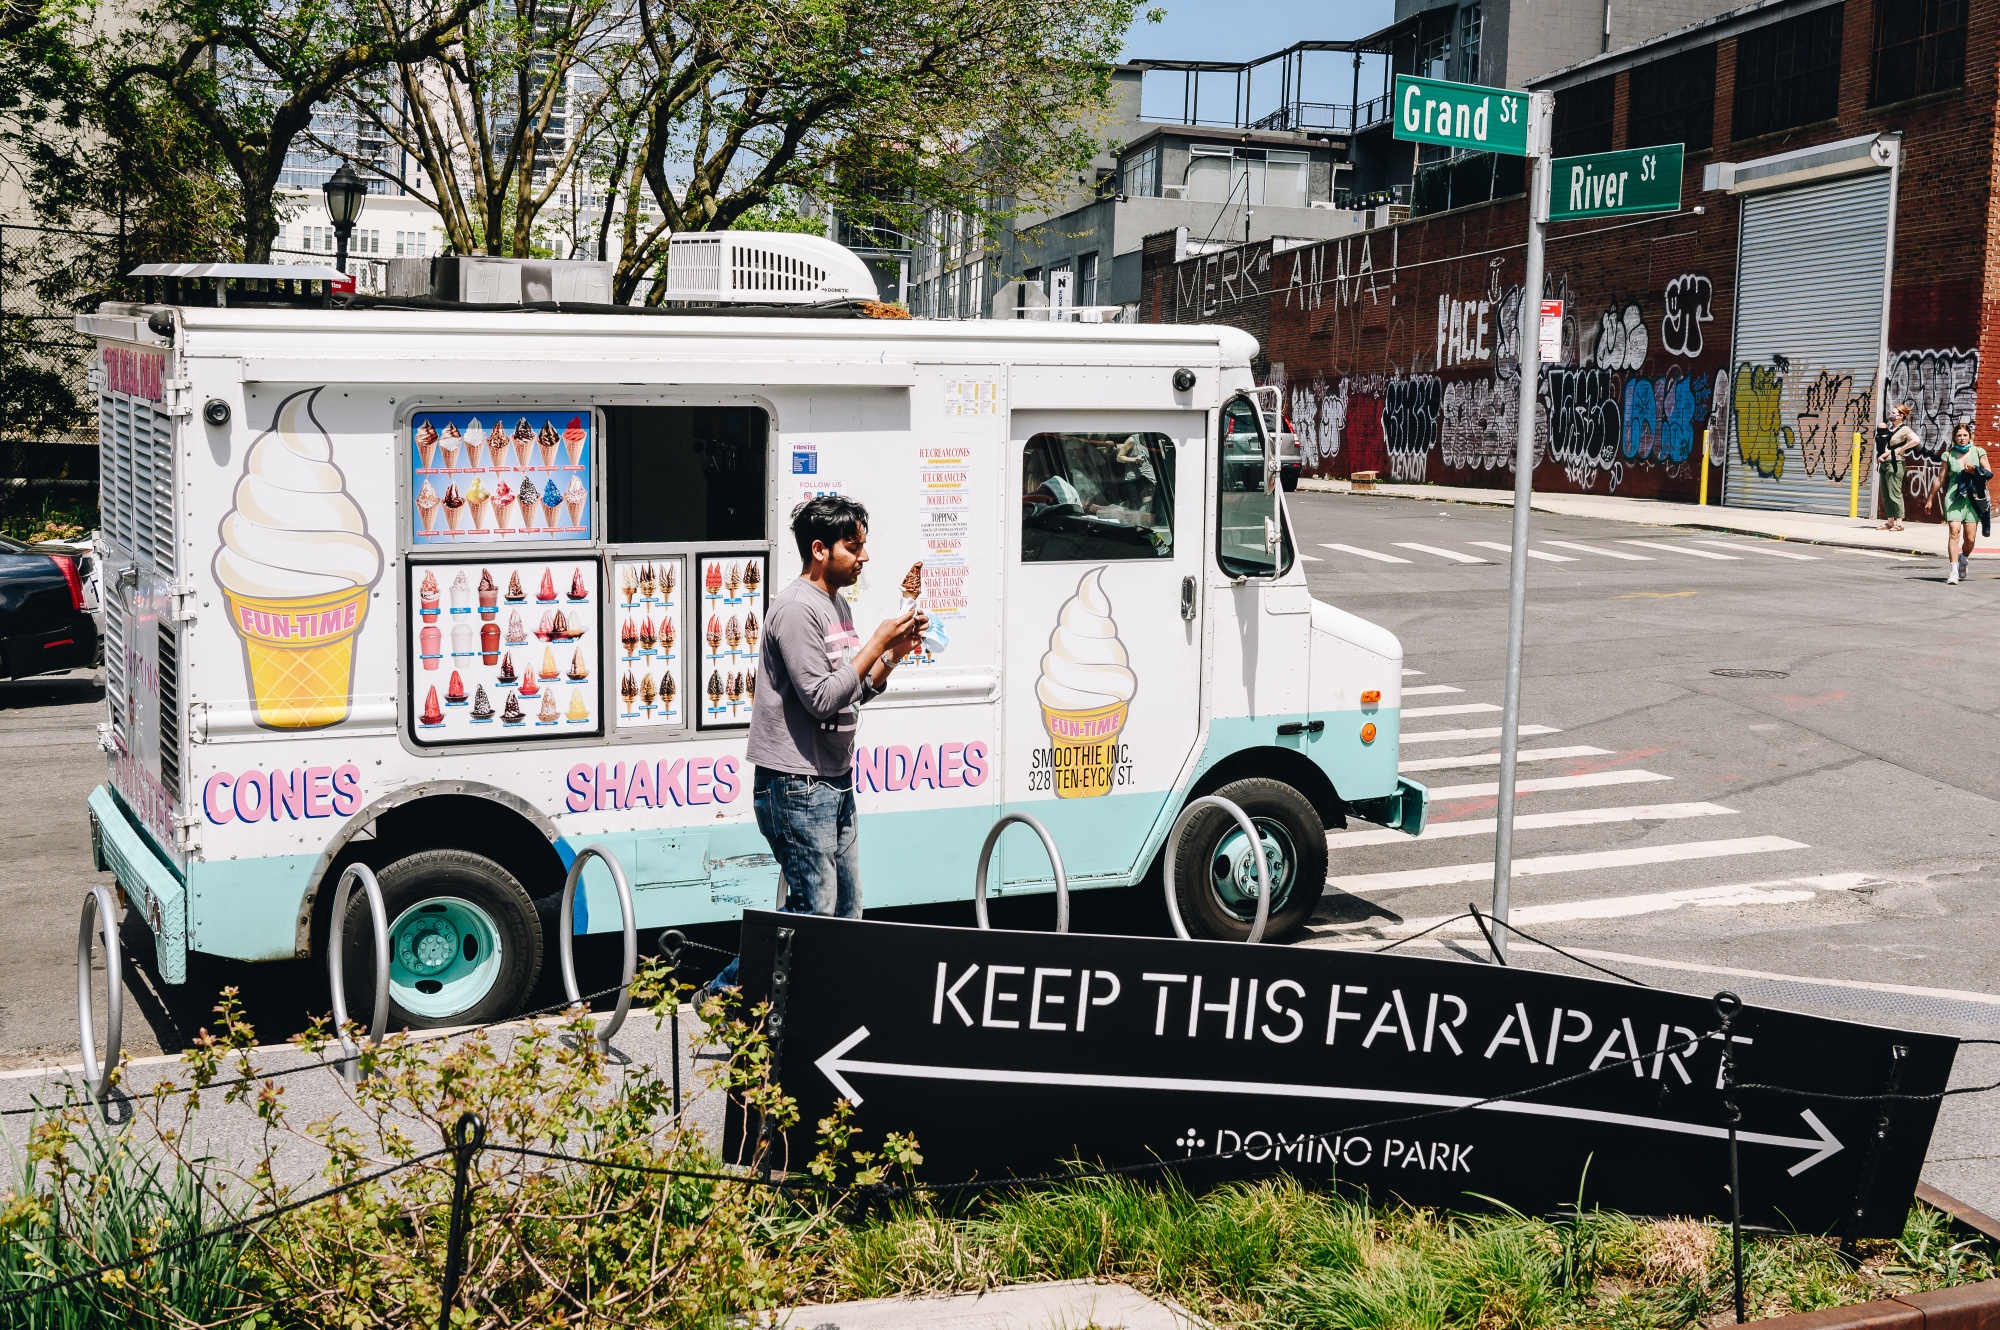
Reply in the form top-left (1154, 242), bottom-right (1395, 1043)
top-left (1141, 0), bottom-right (1998, 522)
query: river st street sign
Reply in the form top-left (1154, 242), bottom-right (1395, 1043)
top-left (1393, 74), bottom-right (1531, 156)
top-left (730, 913), bottom-right (1953, 1234)
top-left (1551, 143), bottom-right (1686, 220)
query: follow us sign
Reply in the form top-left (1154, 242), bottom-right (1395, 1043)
top-left (1394, 74), bottom-right (1532, 156)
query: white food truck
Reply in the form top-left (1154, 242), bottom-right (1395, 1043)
top-left (81, 234), bottom-right (1426, 1029)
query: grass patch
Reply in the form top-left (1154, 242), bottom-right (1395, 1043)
top-left (819, 1178), bottom-right (1999, 1329)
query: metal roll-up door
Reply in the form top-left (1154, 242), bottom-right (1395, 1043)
top-left (1725, 171), bottom-right (1893, 514)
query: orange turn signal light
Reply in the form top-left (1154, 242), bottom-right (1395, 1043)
top-left (1360, 689), bottom-right (1381, 705)
top-left (1360, 723), bottom-right (1377, 743)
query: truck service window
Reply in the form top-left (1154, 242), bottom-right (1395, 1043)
top-left (604, 406), bottom-right (767, 543)
top-left (1215, 398), bottom-right (1294, 578)
top-left (1020, 432), bottom-right (1175, 563)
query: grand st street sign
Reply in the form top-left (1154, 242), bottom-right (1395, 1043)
top-left (1394, 74), bottom-right (1532, 156)
top-left (730, 913), bottom-right (1954, 1234)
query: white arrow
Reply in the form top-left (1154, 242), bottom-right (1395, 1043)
top-left (813, 1027), bottom-right (1845, 1175)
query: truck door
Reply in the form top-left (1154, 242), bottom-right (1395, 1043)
top-left (1000, 411), bottom-right (1206, 884)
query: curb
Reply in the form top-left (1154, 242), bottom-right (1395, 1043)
top-left (1295, 478), bottom-right (1947, 558)
top-left (1756, 1278), bottom-right (2000, 1330)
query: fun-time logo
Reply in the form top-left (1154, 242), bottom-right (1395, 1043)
top-left (212, 389), bottom-right (383, 730)
top-left (1032, 568), bottom-right (1137, 798)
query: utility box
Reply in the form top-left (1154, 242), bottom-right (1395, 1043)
top-left (522, 260), bottom-right (614, 304)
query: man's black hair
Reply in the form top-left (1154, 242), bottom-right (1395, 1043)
top-left (792, 494), bottom-right (870, 564)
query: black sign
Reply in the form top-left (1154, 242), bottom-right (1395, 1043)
top-left (727, 914), bottom-right (1956, 1234)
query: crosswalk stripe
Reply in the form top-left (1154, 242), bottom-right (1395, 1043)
top-left (1468, 540), bottom-right (1576, 562)
top-left (1395, 542), bottom-right (1490, 563)
top-left (1544, 540), bottom-right (1652, 560)
top-left (1619, 539), bottom-right (1739, 560)
top-left (1844, 548), bottom-right (1920, 561)
top-left (1426, 769), bottom-right (1669, 800)
top-left (1402, 668), bottom-right (1424, 676)
top-left (1314, 874), bottom-right (1872, 937)
top-left (1298, 551), bottom-right (1323, 561)
top-left (1400, 744), bottom-right (1611, 772)
top-left (1403, 702), bottom-right (1502, 718)
top-left (1325, 835), bottom-right (1809, 895)
top-left (1322, 542), bottom-right (1411, 563)
top-left (1328, 801), bottom-right (1734, 848)
top-left (1693, 539), bottom-right (1818, 560)
top-left (1402, 684), bottom-right (1465, 696)
top-left (1401, 724), bottom-right (1559, 744)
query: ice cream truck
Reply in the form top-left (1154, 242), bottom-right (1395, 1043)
top-left (80, 234), bottom-right (1426, 1029)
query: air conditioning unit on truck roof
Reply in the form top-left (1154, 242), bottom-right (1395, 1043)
top-left (664, 231), bottom-right (878, 304)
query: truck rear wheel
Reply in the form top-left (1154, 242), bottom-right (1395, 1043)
top-left (1171, 778), bottom-right (1326, 943)
top-left (339, 849), bottom-right (543, 1030)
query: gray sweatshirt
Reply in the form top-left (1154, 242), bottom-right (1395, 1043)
top-left (744, 578), bottom-right (882, 778)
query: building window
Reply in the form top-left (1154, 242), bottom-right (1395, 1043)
top-left (1414, 11), bottom-right (1453, 80)
top-left (1121, 145), bottom-right (1161, 197)
top-left (1734, 8), bottom-right (1842, 140)
top-left (1183, 147), bottom-right (1310, 208)
top-left (1078, 252), bottom-right (1098, 306)
top-left (1872, 0), bottom-right (1966, 106)
top-left (1552, 75), bottom-right (1615, 157)
top-left (1457, 3), bottom-right (1484, 84)
top-left (1628, 43), bottom-right (1716, 152)
top-left (396, 230), bottom-right (429, 257)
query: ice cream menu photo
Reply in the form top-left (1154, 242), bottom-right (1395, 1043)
top-left (613, 556), bottom-right (684, 730)
top-left (409, 557), bottom-right (601, 745)
top-left (696, 553), bottom-right (765, 730)
top-left (410, 409), bottom-right (592, 545)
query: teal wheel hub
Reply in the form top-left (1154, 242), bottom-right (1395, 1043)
top-left (388, 896), bottom-right (503, 1020)
top-left (1209, 819), bottom-right (1297, 922)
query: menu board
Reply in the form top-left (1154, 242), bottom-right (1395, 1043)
top-left (695, 553), bottom-right (765, 730)
top-left (409, 557), bottom-right (600, 744)
top-left (410, 409), bottom-right (592, 545)
top-left (612, 556), bottom-right (684, 729)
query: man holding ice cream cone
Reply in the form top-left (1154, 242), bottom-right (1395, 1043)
top-left (703, 494), bottom-right (924, 996)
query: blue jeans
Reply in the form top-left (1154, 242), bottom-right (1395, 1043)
top-left (709, 768), bottom-right (861, 991)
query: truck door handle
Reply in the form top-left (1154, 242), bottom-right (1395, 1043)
top-left (1180, 576), bottom-right (1196, 620)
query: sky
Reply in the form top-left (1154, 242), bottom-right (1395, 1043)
top-left (1119, 0), bottom-right (1395, 62)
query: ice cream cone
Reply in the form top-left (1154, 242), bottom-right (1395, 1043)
top-left (472, 499), bottom-right (491, 529)
top-left (1038, 700), bottom-right (1129, 799)
top-left (419, 439), bottom-right (436, 470)
top-left (444, 504), bottom-right (463, 531)
top-left (540, 442), bottom-right (556, 468)
top-left (224, 585), bottom-right (371, 730)
top-left (419, 505), bottom-right (437, 531)
top-left (566, 499), bottom-right (582, 528)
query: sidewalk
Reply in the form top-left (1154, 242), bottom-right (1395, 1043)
top-left (1297, 478), bottom-right (1997, 558)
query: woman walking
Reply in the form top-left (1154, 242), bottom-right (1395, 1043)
top-left (1877, 403), bottom-right (1920, 531)
top-left (1932, 422), bottom-right (1990, 584)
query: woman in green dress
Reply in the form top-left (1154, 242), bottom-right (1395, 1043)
top-left (1931, 422), bottom-right (1988, 584)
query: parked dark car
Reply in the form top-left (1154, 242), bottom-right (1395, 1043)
top-left (0, 535), bottom-right (98, 679)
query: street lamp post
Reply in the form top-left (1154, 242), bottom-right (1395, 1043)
top-left (322, 163), bottom-right (369, 274)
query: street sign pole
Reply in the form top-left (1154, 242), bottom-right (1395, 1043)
top-left (1488, 90), bottom-right (1554, 961)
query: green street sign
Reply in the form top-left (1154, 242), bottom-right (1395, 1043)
top-left (1393, 73), bottom-right (1531, 156)
top-left (1549, 143), bottom-right (1685, 220)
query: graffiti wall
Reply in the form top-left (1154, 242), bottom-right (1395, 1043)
top-left (1141, 213), bottom-right (1982, 522)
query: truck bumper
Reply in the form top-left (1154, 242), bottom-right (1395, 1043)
top-left (1347, 776), bottom-right (1428, 837)
top-left (88, 784), bottom-right (188, 984)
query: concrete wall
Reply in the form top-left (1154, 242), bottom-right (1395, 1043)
top-left (1141, 0), bottom-right (2000, 523)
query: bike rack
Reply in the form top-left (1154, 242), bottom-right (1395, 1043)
top-left (974, 811), bottom-right (1069, 933)
top-left (75, 884), bottom-right (122, 1105)
top-left (1162, 795), bottom-right (1273, 945)
top-left (326, 863), bottom-right (390, 1081)
top-left (559, 844), bottom-right (637, 1053)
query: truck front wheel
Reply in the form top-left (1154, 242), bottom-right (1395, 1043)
top-left (1170, 777), bottom-right (1326, 943)
top-left (338, 849), bottom-right (543, 1030)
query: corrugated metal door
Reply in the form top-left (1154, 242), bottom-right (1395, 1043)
top-left (1725, 171), bottom-right (1893, 514)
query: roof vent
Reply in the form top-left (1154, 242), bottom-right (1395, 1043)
top-left (664, 232), bottom-right (877, 304)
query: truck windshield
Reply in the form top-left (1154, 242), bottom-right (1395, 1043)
top-left (1216, 397), bottom-right (1294, 578)
top-left (1021, 432), bottom-right (1176, 562)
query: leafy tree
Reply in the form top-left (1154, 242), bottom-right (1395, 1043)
top-left (101, 0), bottom-right (483, 260)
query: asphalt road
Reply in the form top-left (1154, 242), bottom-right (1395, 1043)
top-left (5, 488), bottom-right (1997, 1209)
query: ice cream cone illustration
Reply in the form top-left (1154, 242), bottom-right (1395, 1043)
top-left (1035, 567), bottom-right (1137, 799)
top-left (726, 562), bottom-right (741, 601)
top-left (512, 418), bottom-right (535, 467)
top-left (660, 562), bottom-right (675, 602)
top-left (660, 670), bottom-right (676, 714)
top-left (638, 563), bottom-right (657, 600)
top-left (537, 420), bottom-right (559, 469)
top-left (415, 419), bottom-right (438, 470)
top-left (440, 422), bottom-right (462, 470)
top-left (562, 415), bottom-right (587, 467)
top-left (467, 477), bottom-right (491, 529)
top-left (639, 671), bottom-right (657, 716)
top-left (485, 420), bottom-right (509, 468)
top-left (213, 388), bottom-right (383, 731)
top-left (564, 476), bottom-right (586, 529)
top-left (516, 475), bottom-right (538, 530)
top-left (494, 481), bottom-right (517, 531)
top-left (620, 566), bottom-right (638, 603)
top-left (416, 480), bottom-right (440, 531)
top-left (621, 671), bottom-right (638, 715)
top-left (442, 483), bottom-right (465, 530)
top-left (740, 562), bottom-right (758, 598)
